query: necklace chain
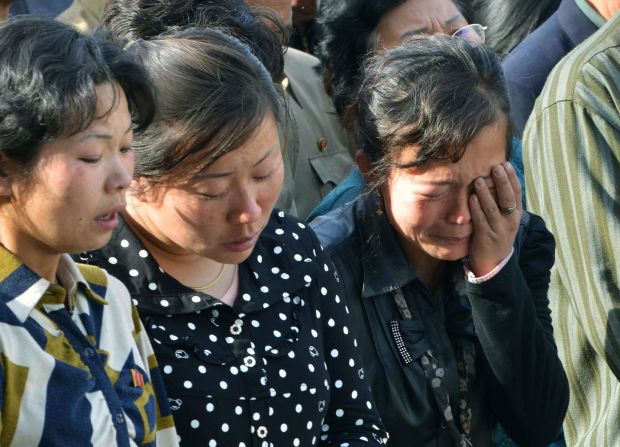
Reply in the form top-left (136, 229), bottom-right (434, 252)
top-left (191, 263), bottom-right (227, 292)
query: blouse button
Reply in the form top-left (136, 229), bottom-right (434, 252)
top-left (243, 356), bottom-right (256, 367)
top-left (230, 323), bottom-right (242, 336)
top-left (257, 425), bottom-right (268, 438)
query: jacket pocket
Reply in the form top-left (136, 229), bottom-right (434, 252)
top-left (309, 152), bottom-right (354, 196)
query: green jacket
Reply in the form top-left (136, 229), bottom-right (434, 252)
top-left (524, 12), bottom-right (620, 447)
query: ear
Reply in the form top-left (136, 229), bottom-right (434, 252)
top-left (0, 153), bottom-right (17, 198)
top-left (355, 150), bottom-right (374, 182)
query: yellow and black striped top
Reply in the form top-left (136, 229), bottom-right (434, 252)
top-left (524, 11), bottom-right (620, 447)
top-left (0, 247), bottom-right (178, 446)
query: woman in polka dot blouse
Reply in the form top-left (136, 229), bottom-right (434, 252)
top-left (80, 29), bottom-right (387, 446)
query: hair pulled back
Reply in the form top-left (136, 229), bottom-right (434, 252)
top-left (102, 0), bottom-right (286, 82)
top-left (356, 34), bottom-right (510, 188)
top-left (127, 28), bottom-right (284, 184)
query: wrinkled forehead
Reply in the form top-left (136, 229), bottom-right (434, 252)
top-left (374, 0), bottom-right (466, 49)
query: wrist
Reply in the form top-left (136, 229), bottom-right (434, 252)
top-left (469, 259), bottom-right (499, 277)
top-left (465, 248), bottom-right (514, 283)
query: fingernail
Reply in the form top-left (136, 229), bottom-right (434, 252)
top-left (493, 165), bottom-right (503, 176)
top-left (475, 178), bottom-right (485, 187)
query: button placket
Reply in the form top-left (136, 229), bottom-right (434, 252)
top-left (257, 425), bottom-right (268, 438)
top-left (230, 319), bottom-right (243, 336)
top-left (243, 355), bottom-right (257, 368)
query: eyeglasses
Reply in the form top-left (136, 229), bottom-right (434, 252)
top-left (451, 24), bottom-right (487, 46)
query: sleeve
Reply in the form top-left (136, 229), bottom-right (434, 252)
top-left (306, 168), bottom-right (367, 222)
top-left (131, 305), bottom-right (180, 446)
top-left (106, 273), bottom-right (180, 447)
top-left (0, 357), bottom-right (3, 437)
top-left (307, 232), bottom-right (387, 446)
top-left (464, 248), bottom-right (514, 283)
top-left (525, 87), bottom-right (620, 380)
top-left (524, 76), bottom-right (620, 442)
top-left (465, 214), bottom-right (569, 446)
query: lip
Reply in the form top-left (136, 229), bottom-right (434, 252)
top-left (435, 235), bottom-right (471, 245)
top-left (94, 204), bottom-right (125, 231)
top-left (224, 233), bottom-right (260, 253)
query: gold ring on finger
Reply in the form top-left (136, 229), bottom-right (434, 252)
top-left (500, 204), bottom-right (517, 215)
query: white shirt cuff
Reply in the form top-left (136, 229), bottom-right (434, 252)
top-left (464, 248), bottom-right (514, 284)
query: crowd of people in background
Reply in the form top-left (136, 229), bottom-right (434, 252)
top-left (0, 0), bottom-right (618, 446)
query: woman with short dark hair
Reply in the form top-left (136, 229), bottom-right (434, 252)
top-left (80, 28), bottom-right (387, 446)
top-left (311, 34), bottom-right (568, 447)
top-left (0, 16), bottom-right (177, 446)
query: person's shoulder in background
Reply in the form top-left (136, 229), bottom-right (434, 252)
top-left (502, 0), bottom-right (599, 137)
top-left (56, 0), bottom-right (106, 32)
top-left (9, 0), bottom-right (70, 17)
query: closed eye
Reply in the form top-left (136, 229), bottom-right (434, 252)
top-left (199, 191), bottom-right (227, 200)
top-left (419, 191), bottom-right (448, 200)
top-left (254, 170), bottom-right (274, 181)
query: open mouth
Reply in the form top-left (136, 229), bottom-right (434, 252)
top-left (94, 205), bottom-right (124, 231)
top-left (95, 212), bottom-right (116, 221)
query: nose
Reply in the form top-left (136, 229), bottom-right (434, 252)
top-left (446, 190), bottom-right (471, 225)
top-left (228, 189), bottom-right (262, 225)
top-left (104, 152), bottom-right (134, 194)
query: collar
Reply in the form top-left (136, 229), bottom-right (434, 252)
top-left (0, 247), bottom-right (105, 323)
top-left (281, 73), bottom-right (303, 109)
top-left (353, 193), bottom-right (468, 300)
top-left (86, 216), bottom-right (223, 315)
top-left (90, 211), bottom-right (316, 316)
top-left (562, 0), bottom-right (605, 43)
top-left (354, 194), bottom-right (420, 298)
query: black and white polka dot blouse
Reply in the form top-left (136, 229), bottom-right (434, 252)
top-left (81, 210), bottom-right (387, 446)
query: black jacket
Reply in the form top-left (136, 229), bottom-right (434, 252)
top-left (310, 196), bottom-right (569, 447)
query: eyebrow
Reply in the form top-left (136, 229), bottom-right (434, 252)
top-left (79, 123), bottom-right (133, 142)
top-left (446, 14), bottom-right (465, 25)
top-left (253, 145), bottom-right (278, 167)
top-left (400, 14), bottom-right (466, 39)
top-left (202, 144), bottom-right (279, 179)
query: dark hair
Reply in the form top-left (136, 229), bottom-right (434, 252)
top-left (356, 34), bottom-right (510, 188)
top-left (0, 16), bottom-right (155, 170)
top-left (127, 28), bottom-right (284, 184)
top-left (317, 0), bottom-right (468, 122)
top-left (468, 0), bottom-right (561, 58)
top-left (102, 0), bottom-right (287, 82)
